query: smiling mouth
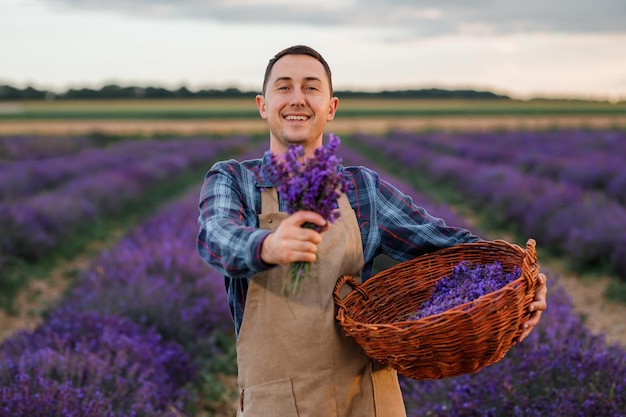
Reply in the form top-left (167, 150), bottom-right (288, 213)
top-left (284, 115), bottom-right (310, 121)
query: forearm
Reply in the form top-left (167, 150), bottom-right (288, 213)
top-left (197, 219), bottom-right (274, 277)
top-left (376, 177), bottom-right (481, 260)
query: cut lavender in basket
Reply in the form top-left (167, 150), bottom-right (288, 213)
top-left (254, 133), bottom-right (350, 296)
top-left (409, 261), bottom-right (521, 320)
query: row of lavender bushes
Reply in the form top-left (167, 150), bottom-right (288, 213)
top-left (0, 135), bottom-right (99, 162)
top-left (0, 137), bottom-right (229, 200)
top-left (352, 130), bottom-right (626, 281)
top-left (0, 136), bottom-right (244, 277)
top-left (388, 129), bottom-right (626, 204)
top-left (1, 134), bottom-right (625, 415)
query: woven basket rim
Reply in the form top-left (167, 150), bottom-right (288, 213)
top-left (334, 238), bottom-right (536, 311)
top-left (369, 238), bottom-right (526, 280)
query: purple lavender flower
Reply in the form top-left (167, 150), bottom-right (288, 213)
top-left (0, 311), bottom-right (192, 416)
top-left (254, 133), bottom-right (350, 296)
top-left (410, 261), bottom-right (521, 320)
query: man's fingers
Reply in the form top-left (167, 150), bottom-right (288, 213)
top-left (288, 210), bottom-right (327, 230)
top-left (290, 239), bottom-right (319, 255)
top-left (517, 273), bottom-right (548, 343)
top-left (260, 212), bottom-right (327, 265)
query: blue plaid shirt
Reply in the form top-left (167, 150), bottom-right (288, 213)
top-left (197, 157), bottom-right (480, 336)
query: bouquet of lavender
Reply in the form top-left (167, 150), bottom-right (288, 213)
top-left (409, 261), bottom-right (521, 320)
top-left (254, 134), bottom-right (350, 296)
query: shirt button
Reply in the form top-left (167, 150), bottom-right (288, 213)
top-left (267, 218), bottom-right (273, 224)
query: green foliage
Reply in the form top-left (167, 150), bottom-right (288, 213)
top-left (187, 331), bottom-right (239, 417)
top-left (605, 280), bottom-right (626, 303)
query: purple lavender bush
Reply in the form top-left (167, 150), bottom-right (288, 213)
top-left (1, 375), bottom-right (113, 417)
top-left (0, 136), bottom-right (235, 200)
top-left (0, 311), bottom-right (192, 417)
top-left (0, 135), bottom-right (96, 162)
top-left (409, 261), bottom-right (521, 320)
top-left (401, 277), bottom-right (626, 416)
top-left (56, 191), bottom-right (232, 357)
top-left (608, 170), bottom-right (626, 206)
top-left (380, 129), bottom-right (626, 198)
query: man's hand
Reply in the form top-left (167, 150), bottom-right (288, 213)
top-left (261, 211), bottom-right (329, 266)
top-left (517, 272), bottom-right (547, 343)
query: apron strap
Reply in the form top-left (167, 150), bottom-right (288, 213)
top-left (261, 187), bottom-right (279, 214)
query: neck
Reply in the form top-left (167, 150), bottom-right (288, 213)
top-left (270, 138), bottom-right (323, 159)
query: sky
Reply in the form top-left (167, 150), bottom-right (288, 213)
top-left (1, 0), bottom-right (625, 101)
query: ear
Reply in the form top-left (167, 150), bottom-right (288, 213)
top-left (327, 96), bottom-right (339, 121)
top-left (256, 94), bottom-right (267, 119)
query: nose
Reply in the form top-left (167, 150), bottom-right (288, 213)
top-left (289, 88), bottom-right (306, 107)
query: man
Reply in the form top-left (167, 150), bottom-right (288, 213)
top-left (197, 45), bottom-right (547, 417)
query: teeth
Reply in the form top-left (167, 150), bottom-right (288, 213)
top-left (285, 115), bottom-right (308, 121)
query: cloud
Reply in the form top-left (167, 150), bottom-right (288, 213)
top-left (44, 0), bottom-right (626, 36)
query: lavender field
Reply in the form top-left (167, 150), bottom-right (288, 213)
top-left (1, 131), bottom-right (626, 416)
top-left (0, 135), bottom-right (245, 309)
top-left (351, 129), bottom-right (626, 290)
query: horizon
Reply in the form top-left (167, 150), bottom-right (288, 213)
top-left (3, 82), bottom-right (624, 103)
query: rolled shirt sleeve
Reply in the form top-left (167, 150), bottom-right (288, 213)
top-left (197, 159), bottom-right (275, 278)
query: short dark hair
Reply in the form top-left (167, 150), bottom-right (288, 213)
top-left (261, 45), bottom-right (333, 96)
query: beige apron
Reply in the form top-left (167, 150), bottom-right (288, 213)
top-left (236, 188), bottom-right (406, 417)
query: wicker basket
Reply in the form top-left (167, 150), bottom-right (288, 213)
top-left (333, 239), bottom-right (539, 380)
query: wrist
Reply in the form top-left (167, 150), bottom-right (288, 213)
top-left (260, 232), bottom-right (276, 265)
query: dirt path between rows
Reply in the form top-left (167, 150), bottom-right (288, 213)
top-left (542, 259), bottom-right (626, 347)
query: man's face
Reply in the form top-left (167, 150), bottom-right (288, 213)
top-left (256, 54), bottom-right (338, 155)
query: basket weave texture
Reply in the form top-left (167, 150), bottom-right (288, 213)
top-left (334, 239), bottom-right (539, 380)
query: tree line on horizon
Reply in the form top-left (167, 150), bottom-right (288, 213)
top-left (0, 83), bottom-right (511, 101)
